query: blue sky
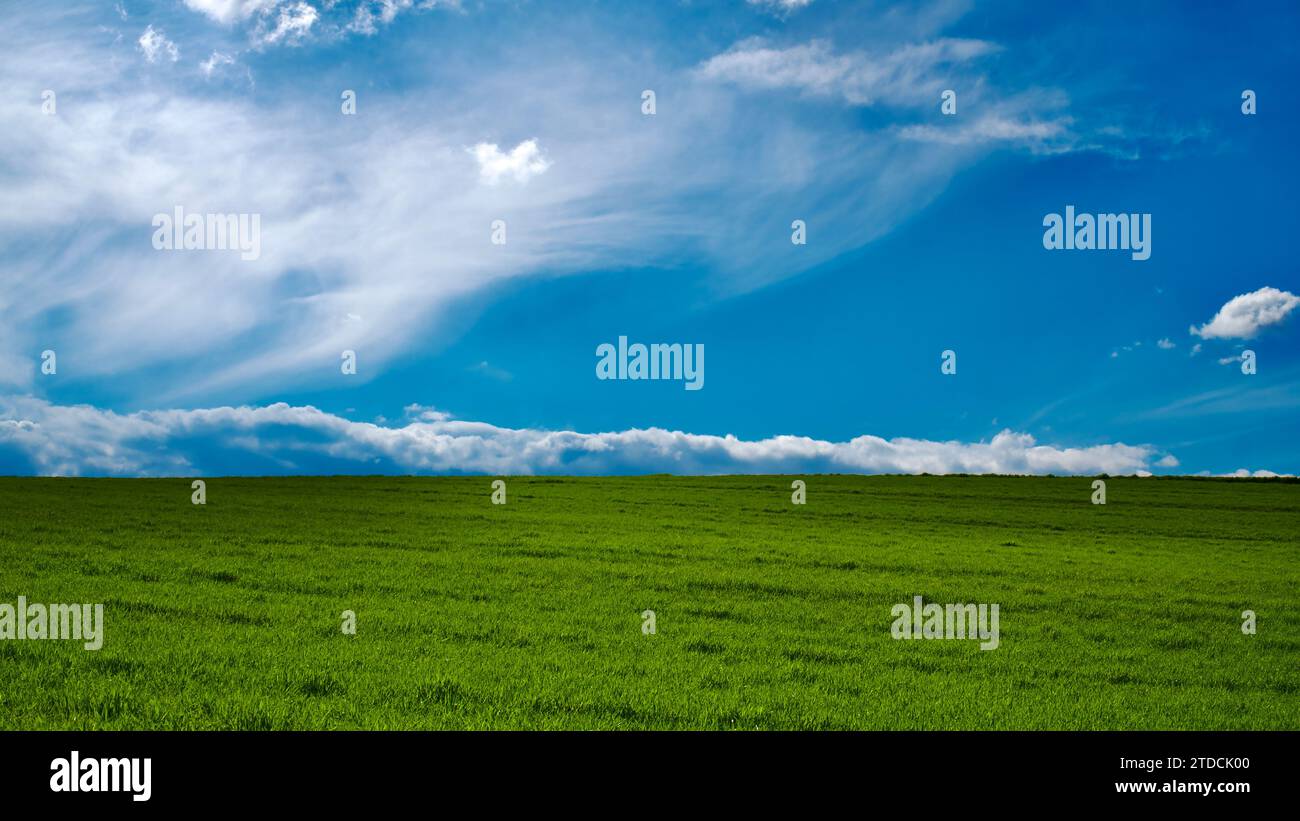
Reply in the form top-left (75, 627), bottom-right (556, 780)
top-left (1, 0), bottom-right (1297, 477)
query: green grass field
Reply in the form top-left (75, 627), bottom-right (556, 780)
top-left (0, 475), bottom-right (1296, 730)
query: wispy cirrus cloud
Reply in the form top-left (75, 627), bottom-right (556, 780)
top-left (895, 111), bottom-right (1073, 152)
top-left (696, 35), bottom-right (1180, 158)
top-left (697, 36), bottom-right (999, 107)
top-left (0, 3), bottom-right (1009, 404)
top-left (1134, 379), bottom-right (1300, 419)
top-left (2, 0), bottom-right (1258, 483)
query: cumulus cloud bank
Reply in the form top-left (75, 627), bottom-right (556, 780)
top-left (0, 396), bottom-right (1162, 478)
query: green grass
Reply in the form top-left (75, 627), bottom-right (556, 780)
top-left (0, 475), bottom-right (1296, 730)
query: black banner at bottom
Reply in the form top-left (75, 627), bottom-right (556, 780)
top-left (1, 731), bottom-right (1288, 808)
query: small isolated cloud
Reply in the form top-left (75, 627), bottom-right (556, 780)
top-left (470, 139), bottom-right (551, 185)
top-left (200, 51), bottom-right (236, 77)
top-left (1156, 454), bottom-right (1179, 468)
top-left (1190, 286), bottom-right (1300, 340)
top-left (1190, 343), bottom-right (1202, 357)
top-left (137, 25), bottom-right (179, 63)
top-left (1217, 355), bottom-right (1241, 366)
top-left (1157, 338), bottom-right (1175, 349)
top-left (470, 361), bottom-right (514, 382)
top-left (0, 397), bottom-right (1163, 478)
top-left (256, 1), bottom-right (318, 46)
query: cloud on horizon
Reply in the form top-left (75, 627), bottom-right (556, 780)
top-left (0, 396), bottom-right (1165, 478)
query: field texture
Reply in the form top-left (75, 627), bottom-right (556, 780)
top-left (0, 475), bottom-right (1296, 730)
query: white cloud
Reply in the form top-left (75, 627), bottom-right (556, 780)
top-left (0, 4), bottom-right (1075, 403)
top-left (1190, 342), bottom-right (1202, 356)
top-left (1190, 286), bottom-right (1300, 340)
top-left (0, 396), bottom-right (1163, 478)
top-left (256, 1), bottom-right (318, 45)
top-left (897, 113), bottom-right (1070, 148)
top-left (1156, 454), bottom-right (1179, 468)
top-left (200, 51), bottom-right (237, 77)
top-left (184, 0), bottom-right (455, 42)
top-left (470, 361), bottom-right (513, 382)
top-left (182, 0), bottom-right (279, 25)
top-left (698, 37), bottom-right (1157, 158)
top-left (469, 139), bottom-right (552, 185)
top-left (1216, 355), bottom-right (1241, 366)
top-left (348, 0), bottom-right (459, 35)
top-left (1157, 337), bottom-right (1175, 349)
top-left (697, 37), bottom-right (999, 108)
top-left (1219, 468), bottom-right (1295, 479)
top-left (0, 23), bottom-right (670, 401)
top-left (698, 37), bottom-right (1089, 155)
top-left (747, 0), bottom-right (815, 15)
top-left (137, 25), bottom-right (179, 63)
